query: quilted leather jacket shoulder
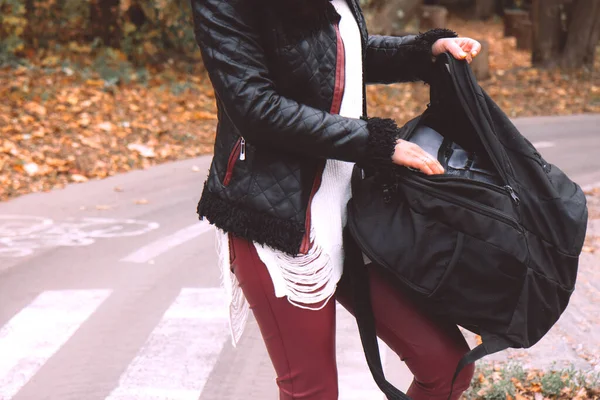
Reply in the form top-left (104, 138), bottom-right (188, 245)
top-left (192, 0), bottom-right (457, 255)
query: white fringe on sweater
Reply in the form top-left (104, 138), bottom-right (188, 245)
top-left (215, 158), bottom-right (354, 347)
top-left (215, 228), bottom-right (249, 346)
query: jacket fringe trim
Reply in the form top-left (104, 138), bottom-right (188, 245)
top-left (197, 183), bottom-right (306, 255)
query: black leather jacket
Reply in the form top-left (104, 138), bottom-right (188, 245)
top-left (191, 0), bottom-right (456, 255)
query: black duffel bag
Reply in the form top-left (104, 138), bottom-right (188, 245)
top-left (343, 52), bottom-right (588, 400)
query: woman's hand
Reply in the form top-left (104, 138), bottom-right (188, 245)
top-left (432, 37), bottom-right (482, 64)
top-left (392, 139), bottom-right (445, 175)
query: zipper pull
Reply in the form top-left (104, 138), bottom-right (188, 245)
top-left (239, 138), bottom-right (246, 161)
top-left (504, 185), bottom-right (520, 205)
top-left (382, 185), bottom-right (392, 204)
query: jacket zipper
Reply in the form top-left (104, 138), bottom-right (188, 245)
top-left (329, 23), bottom-right (345, 115)
top-left (223, 137), bottom-right (245, 187)
top-left (299, 22), bottom-right (346, 254)
top-left (399, 175), bottom-right (522, 231)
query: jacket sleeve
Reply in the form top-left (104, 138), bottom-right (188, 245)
top-left (365, 28), bottom-right (458, 85)
top-left (191, 0), bottom-right (400, 169)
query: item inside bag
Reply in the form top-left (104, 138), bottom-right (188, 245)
top-left (407, 120), bottom-right (502, 186)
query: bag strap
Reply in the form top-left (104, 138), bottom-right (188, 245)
top-left (343, 225), bottom-right (411, 400)
top-left (437, 137), bottom-right (453, 170)
top-left (343, 223), bottom-right (512, 400)
top-left (448, 333), bottom-right (512, 399)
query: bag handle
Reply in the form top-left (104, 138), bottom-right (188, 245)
top-left (343, 225), bottom-right (411, 400)
top-left (439, 53), bottom-right (514, 185)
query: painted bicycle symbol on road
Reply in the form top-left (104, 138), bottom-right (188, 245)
top-left (0, 215), bottom-right (160, 258)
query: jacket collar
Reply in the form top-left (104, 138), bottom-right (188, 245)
top-left (264, 0), bottom-right (340, 38)
top-left (265, 0), bottom-right (335, 19)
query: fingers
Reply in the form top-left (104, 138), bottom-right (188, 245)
top-left (421, 155), bottom-right (445, 175)
top-left (444, 38), bottom-right (481, 63)
top-left (470, 40), bottom-right (482, 58)
top-left (392, 140), bottom-right (445, 175)
top-left (447, 40), bottom-right (469, 61)
top-left (418, 157), bottom-right (437, 175)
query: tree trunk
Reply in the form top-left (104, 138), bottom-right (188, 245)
top-left (531, 0), bottom-right (566, 66)
top-left (89, 0), bottom-right (121, 47)
top-left (503, 9), bottom-right (529, 37)
top-left (420, 5), bottom-right (448, 30)
top-left (516, 19), bottom-right (533, 50)
top-left (472, 0), bottom-right (497, 19)
top-left (24, 0), bottom-right (36, 45)
top-left (560, 0), bottom-right (600, 68)
top-left (497, 0), bottom-right (516, 15)
top-left (470, 39), bottom-right (490, 80)
top-left (367, 0), bottom-right (423, 35)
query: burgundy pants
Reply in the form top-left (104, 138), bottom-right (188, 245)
top-left (229, 235), bottom-right (474, 400)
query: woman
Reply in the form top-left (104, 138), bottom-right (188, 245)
top-left (191, 0), bottom-right (481, 398)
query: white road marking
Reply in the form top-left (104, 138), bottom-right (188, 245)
top-left (105, 288), bottom-right (229, 400)
top-left (121, 222), bottom-right (213, 263)
top-left (0, 287), bottom-right (409, 399)
top-left (0, 215), bottom-right (159, 258)
top-left (0, 290), bottom-right (111, 399)
top-left (531, 141), bottom-right (555, 149)
top-left (336, 305), bottom-right (388, 400)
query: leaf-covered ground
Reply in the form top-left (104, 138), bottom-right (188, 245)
top-left (462, 361), bottom-right (600, 400)
top-left (584, 187), bottom-right (600, 255)
top-left (1, 16), bottom-right (599, 202)
top-left (368, 16), bottom-right (600, 123)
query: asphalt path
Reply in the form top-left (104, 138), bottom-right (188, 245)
top-left (0, 114), bottom-right (598, 400)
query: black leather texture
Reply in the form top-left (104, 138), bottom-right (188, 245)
top-left (192, 0), bottom-right (457, 254)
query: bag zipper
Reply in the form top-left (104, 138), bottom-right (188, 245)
top-left (399, 175), bottom-right (522, 230)
top-left (445, 60), bottom-right (520, 205)
top-left (427, 175), bottom-right (505, 193)
top-left (223, 137), bottom-right (245, 187)
top-left (426, 175), bottom-right (521, 204)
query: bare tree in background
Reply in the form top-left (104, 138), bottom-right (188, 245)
top-left (366, 0), bottom-right (423, 35)
top-left (24, 0), bottom-right (35, 45)
top-left (532, 0), bottom-right (600, 68)
top-left (89, 0), bottom-right (121, 47)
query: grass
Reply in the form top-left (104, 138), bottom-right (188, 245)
top-left (462, 362), bottom-right (600, 399)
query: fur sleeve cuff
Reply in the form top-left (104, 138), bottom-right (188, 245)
top-left (360, 117), bottom-right (403, 169)
top-left (413, 28), bottom-right (457, 83)
top-left (414, 28), bottom-right (458, 55)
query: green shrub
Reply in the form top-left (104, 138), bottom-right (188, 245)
top-left (0, 0), bottom-right (27, 54)
top-left (1, 0), bottom-right (200, 64)
top-left (462, 362), bottom-right (600, 400)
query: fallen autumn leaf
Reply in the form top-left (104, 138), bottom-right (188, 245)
top-left (23, 162), bottom-right (39, 176)
top-left (71, 174), bottom-right (89, 183)
top-left (127, 143), bottom-right (156, 158)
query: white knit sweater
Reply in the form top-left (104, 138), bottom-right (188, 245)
top-left (216, 0), bottom-right (364, 346)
